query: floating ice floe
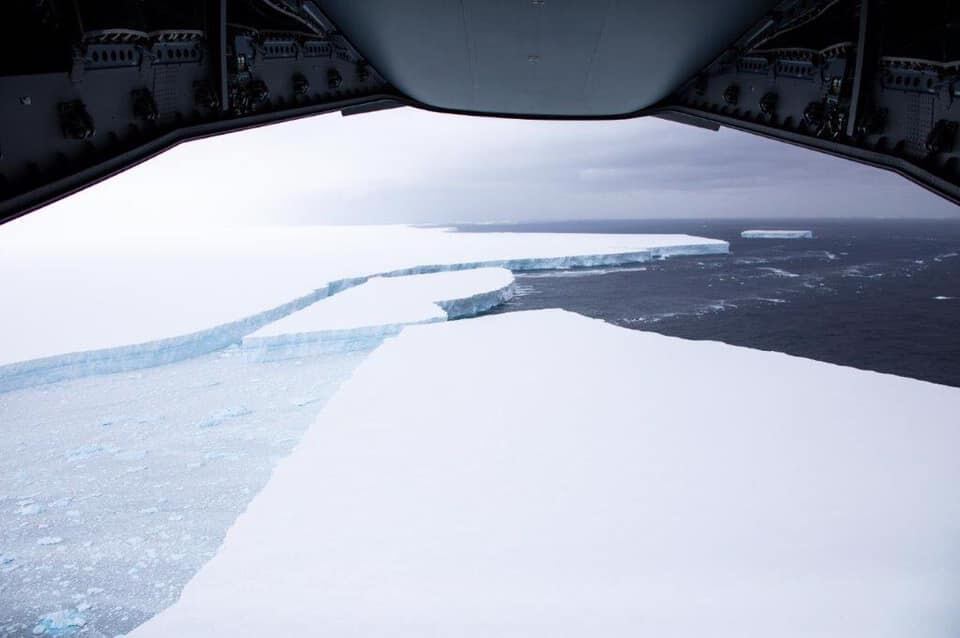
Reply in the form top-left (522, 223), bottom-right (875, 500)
top-left (17, 502), bottom-right (42, 516)
top-left (194, 405), bottom-right (253, 428)
top-left (757, 266), bottom-right (801, 278)
top-left (36, 536), bottom-right (63, 546)
top-left (741, 229), bottom-right (814, 239)
top-left (32, 609), bottom-right (86, 636)
top-left (132, 309), bottom-right (960, 637)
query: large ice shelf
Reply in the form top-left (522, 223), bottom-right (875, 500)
top-left (241, 267), bottom-right (515, 360)
top-left (132, 309), bottom-right (960, 637)
top-left (0, 226), bottom-right (727, 392)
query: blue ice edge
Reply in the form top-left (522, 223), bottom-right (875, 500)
top-left (240, 272), bottom-right (518, 362)
top-left (0, 243), bottom-right (728, 393)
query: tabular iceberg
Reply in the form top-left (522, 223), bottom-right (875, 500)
top-left (241, 268), bottom-right (515, 360)
top-left (131, 309), bottom-right (960, 638)
top-left (741, 229), bottom-right (814, 239)
top-left (0, 227), bottom-right (728, 393)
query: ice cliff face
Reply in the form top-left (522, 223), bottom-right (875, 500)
top-left (0, 287), bottom-right (326, 393)
top-left (240, 268), bottom-right (515, 362)
top-left (0, 235), bottom-right (728, 392)
top-left (437, 279), bottom-right (516, 320)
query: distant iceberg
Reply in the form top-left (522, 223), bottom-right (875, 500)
top-left (741, 229), bottom-right (814, 239)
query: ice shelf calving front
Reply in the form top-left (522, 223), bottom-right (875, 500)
top-left (741, 229), bottom-right (814, 239)
top-left (132, 309), bottom-right (960, 638)
top-left (241, 267), bottom-right (515, 360)
top-left (0, 227), bottom-right (728, 392)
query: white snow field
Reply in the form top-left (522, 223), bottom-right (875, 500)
top-left (741, 229), bottom-right (815, 239)
top-left (0, 225), bottom-right (726, 392)
top-left (241, 267), bottom-right (515, 360)
top-left (134, 310), bottom-right (960, 638)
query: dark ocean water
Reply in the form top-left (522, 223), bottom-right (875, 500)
top-left (456, 219), bottom-right (960, 388)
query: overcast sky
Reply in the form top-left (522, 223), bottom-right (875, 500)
top-left (10, 106), bottom-right (959, 233)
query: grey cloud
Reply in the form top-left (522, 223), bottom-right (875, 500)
top-left (25, 107), bottom-right (959, 230)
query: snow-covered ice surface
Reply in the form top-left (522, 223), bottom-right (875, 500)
top-left (0, 225), bottom-right (726, 392)
top-left (0, 228), bottom-right (728, 636)
top-left (134, 310), bottom-right (960, 638)
top-left (741, 229), bottom-right (814, 239)
top-left (241, 267), bottom-right (515, 360)
top-left (0, 343), bottom-right (374, 637)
